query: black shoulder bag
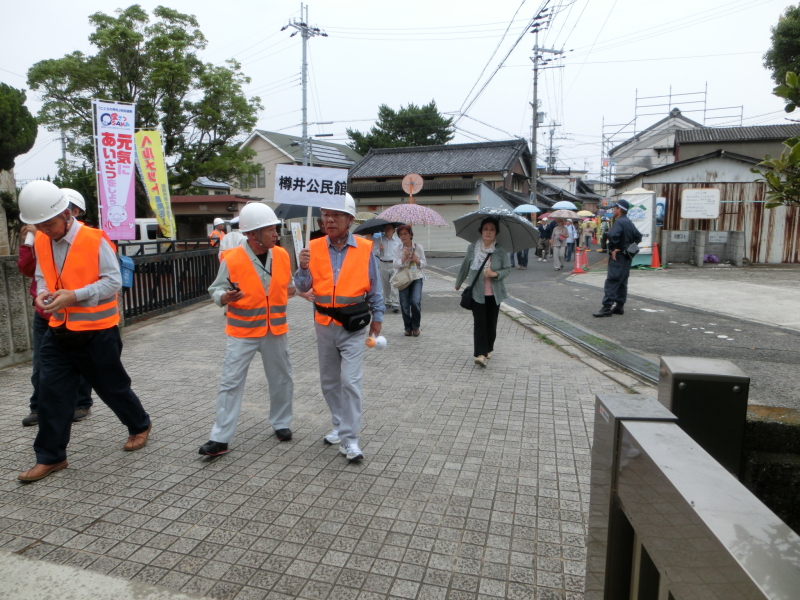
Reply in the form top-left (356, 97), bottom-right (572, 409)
top-left (460, 253), bottom-right (492, 311)
top-left (314, 302), bottom-right (372, 332)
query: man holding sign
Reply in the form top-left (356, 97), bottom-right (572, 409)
top-left (294, 194), bottom-right (384, 463)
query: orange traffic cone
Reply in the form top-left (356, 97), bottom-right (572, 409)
top-left (650, 243), bottom-right (661, 269)
top-left (572, 248), bottom-right (585, 274)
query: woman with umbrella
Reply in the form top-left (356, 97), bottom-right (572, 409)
top-left (454, 216), bottom-right (512, 368)
top-left (392, 225), bottom-right (426, 337)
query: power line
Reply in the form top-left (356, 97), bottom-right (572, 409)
top-left (565, 0), bottom-right (618, 96)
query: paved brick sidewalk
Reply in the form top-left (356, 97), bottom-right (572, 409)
top-left (0, 271), bottom-right (624, 600)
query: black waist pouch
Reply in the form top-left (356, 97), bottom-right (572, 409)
top-left (315, 302), bottom-right (371, 332)
top-left (50, 324), bottom-right (95, 349)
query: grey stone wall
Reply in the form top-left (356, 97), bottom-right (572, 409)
top-left (0, 256), bottom-right (34, 369)
top-left (661, 230), bottom-right (744, 267)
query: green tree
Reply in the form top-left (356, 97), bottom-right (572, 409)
top-left (53, 162), bottom-right (100, 225)
top-left (751, 72), bottom-right (800, 207)
top-left (0, 83), bottom-right (38, 171)
top-left (27, 4), bottom-right (261, 216)
top-left (346, 100), bottom-right (454, 155)
top-left (764, 5), bottom-right (800, 85)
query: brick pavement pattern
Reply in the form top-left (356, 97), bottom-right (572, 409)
top-left (0, 271), bottom-right (624, 600)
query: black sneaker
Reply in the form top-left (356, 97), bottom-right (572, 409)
top-left (275, 428), bottom-right (293, 442)
top-left (22, 412), bottom-right (38, 427)
top-left (593, 306), bottom-right (614, 318)
top-left (611, 304), bottom-right (624, 315)
top-left (73, 407), bottom-right (92, 422)
top-left (198, 440), bottom-right (229, 456)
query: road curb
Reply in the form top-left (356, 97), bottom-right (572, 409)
top-left (499, 302), bottom-right (655, 394)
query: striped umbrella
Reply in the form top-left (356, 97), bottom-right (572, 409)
top-left (377, 204), bottom-right (448, 227)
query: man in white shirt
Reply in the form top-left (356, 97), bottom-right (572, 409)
top-left (373, 224), bottom-right (402, 313)
top-left (218, 216), bottom-right (245, 253)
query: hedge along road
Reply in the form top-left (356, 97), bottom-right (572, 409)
top-left (427, 250), bottom-right (800, 410)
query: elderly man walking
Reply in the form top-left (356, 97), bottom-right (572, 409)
top-left (16, 181), bottom-right (151, 482)
top-left (199, 203), bottom-right (295, 456)
top-left (593, 199), bottom-right (643, 317)
top-left (373, 223), bottom-right (401, 313)
top-left (295, 194), bottom-right (384, 462)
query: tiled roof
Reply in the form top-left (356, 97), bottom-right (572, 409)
top-left (251, 130), bottom-right (362, 167)
top-left (675, 124), bottom-right (800, 143)
top-left (348, 179), bottom-right (481, 194)
top-left (612, 150), bottom-right (762, 185)
top-left (348, 139), bottom-right (529, 178)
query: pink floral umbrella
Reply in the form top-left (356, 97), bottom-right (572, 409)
top-left (377, 204), bottom-right (448, 227)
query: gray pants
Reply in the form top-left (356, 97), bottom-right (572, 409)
top-left (378, 261), bottom-right (399, 309)
top-left (314, 321), bottom-right (365, 447)
top-left (210, 333), bottom-right (293, 444)
top-left (553, 245), bottom-right (566, 270)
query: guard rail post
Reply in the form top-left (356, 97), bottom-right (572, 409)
top-left (657, 356), bottom-right (749, 477)
top-left (585, 394), bottom-right (677, 600)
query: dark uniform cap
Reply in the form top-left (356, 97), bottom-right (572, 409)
top-left (611, 199), bottom-right (631, 212)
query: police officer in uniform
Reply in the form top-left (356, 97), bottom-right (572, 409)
top-left (17, 180), bottom-right (152, 482)
top-left (199, 203), bottom-right (295, 456)
top-left (294, 194), bottom-right (384, 462)
top-left (593, 199), bottom-right (642, 317)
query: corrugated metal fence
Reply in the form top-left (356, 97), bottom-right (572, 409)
top-left (646, 182), bottom-right (800, 263)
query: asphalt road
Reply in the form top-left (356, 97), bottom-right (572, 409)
top-left (428, 247), bottom-right (800, 409)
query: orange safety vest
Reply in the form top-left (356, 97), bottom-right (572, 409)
top-left (209, 229), bottom-right (226, 247)
top-left (35, 225), bottom-right (119, 331)
top-left (309, 236), bottom-right (371, 327)
top-left (224, 245), bottom-right (290, 337)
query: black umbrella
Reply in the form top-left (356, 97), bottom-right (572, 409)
top-left (452, 207), bottom-right (540, 252)
top-left (274, 204), bottom-right (321, 220)
top-left (352, 218), bottom-right (405, 236)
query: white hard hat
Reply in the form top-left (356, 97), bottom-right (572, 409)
top-left (19, 180), bottom-right (70, 224)
top-left (320, 192), bottom-right (356, 217)
top-left (239, 202), bottom-right (279, 233)
top-left (213, 217), bottom-right (225, 226)
top-left (61, 188), bottom-right (86, 213)
top-left (230, 217), bottom-right (240, 226)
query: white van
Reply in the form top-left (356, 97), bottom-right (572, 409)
top-left (133, 218), bottom-right (174, 254)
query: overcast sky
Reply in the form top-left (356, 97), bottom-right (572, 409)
top-left (2, 0), bottom-right (792, 183)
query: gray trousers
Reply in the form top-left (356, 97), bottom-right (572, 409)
top-left (378, 261), bottom-right (399, 309)
top-left (314, 321), bottom-right (365, 447)
top-left (210, 333), bottom-right (293, 444)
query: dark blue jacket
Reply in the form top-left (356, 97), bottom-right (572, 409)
top-left (607, 215), bottom-right (642, 253)
top-left (540, 221), bottom-right (557, 240)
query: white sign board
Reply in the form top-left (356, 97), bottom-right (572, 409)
top-left (290, 222), bottom-right (304, 266)
top-left (274, 164), bottom-right (349, 209)
top-left (623, 192), bottom-right (654, 254)
top-left (681, 188), bottom-right (720, 219)
top-left (708, 231), bottom-right (729, 244)
top-left (670, 231), bottom-right (689, 243)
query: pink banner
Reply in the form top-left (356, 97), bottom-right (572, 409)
top-left (93, 100), bottom-right (136, 240)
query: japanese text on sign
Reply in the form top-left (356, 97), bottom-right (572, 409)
top-left (681, 188), bottom-right (720, 219)
top-left (274, 164), bottom-right (349, 209)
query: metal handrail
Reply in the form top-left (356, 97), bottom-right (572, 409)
top-left (586, 394), bottom-right (800, 600)
top-left (117, 238), bottom-right (215, 256)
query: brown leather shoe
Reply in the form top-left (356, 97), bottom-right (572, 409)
top-left (18, 461), bottom-right (68, 482)
top-left (124, 423), bottom-right (152, 451)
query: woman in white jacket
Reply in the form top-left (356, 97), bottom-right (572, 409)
top-left (393, 224), bottom-right (426, 336)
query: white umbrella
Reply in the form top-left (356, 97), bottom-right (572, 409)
top-left (551, 200), bottom-right (578, 210)
top-left (452, 207), bottom-right (540, 252)
top-left (513, 205), bottom-right (541, 214)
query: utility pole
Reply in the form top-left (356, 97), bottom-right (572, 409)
top-left (529, 5), bottom-right (562, 203)
top-left (283, 3), bottom-right (327, 166)
top-left (59, 130), bottom-right (68, 166)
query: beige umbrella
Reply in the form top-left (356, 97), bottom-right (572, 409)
top-left (577, 210), bottom-right (594, 217)
top-left (549, 209), bottom-right (579, 219)
top-left (353, 211), bottom-right (376, 225)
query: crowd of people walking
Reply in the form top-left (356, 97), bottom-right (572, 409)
top-left (13, 178), bottom-right (632, 479)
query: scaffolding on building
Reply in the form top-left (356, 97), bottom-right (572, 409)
top-left (600, 84), bottom-right (743, 184)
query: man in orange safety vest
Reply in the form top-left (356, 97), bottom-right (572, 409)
top-left (199, 202), bottom-right (295, 457)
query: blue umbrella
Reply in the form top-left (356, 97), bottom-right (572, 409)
top-left (513, 205), bottom-right (541, 214)
top-left (551, 200), bottom-right (578, 210)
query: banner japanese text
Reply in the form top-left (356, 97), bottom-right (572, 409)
top-left (93, 100), bottom-right (136, 239)
top-left (134, 130), bottom-right (176, 238)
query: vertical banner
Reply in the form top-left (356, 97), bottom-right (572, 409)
top-left (92, 100), bottom-right (136, 239)
top-left (623, 191), bottom-right (655, 254)
top-left (290, 222), bottom-right (304, 266)
top-left (134, 130), bottom-right (176, 238)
